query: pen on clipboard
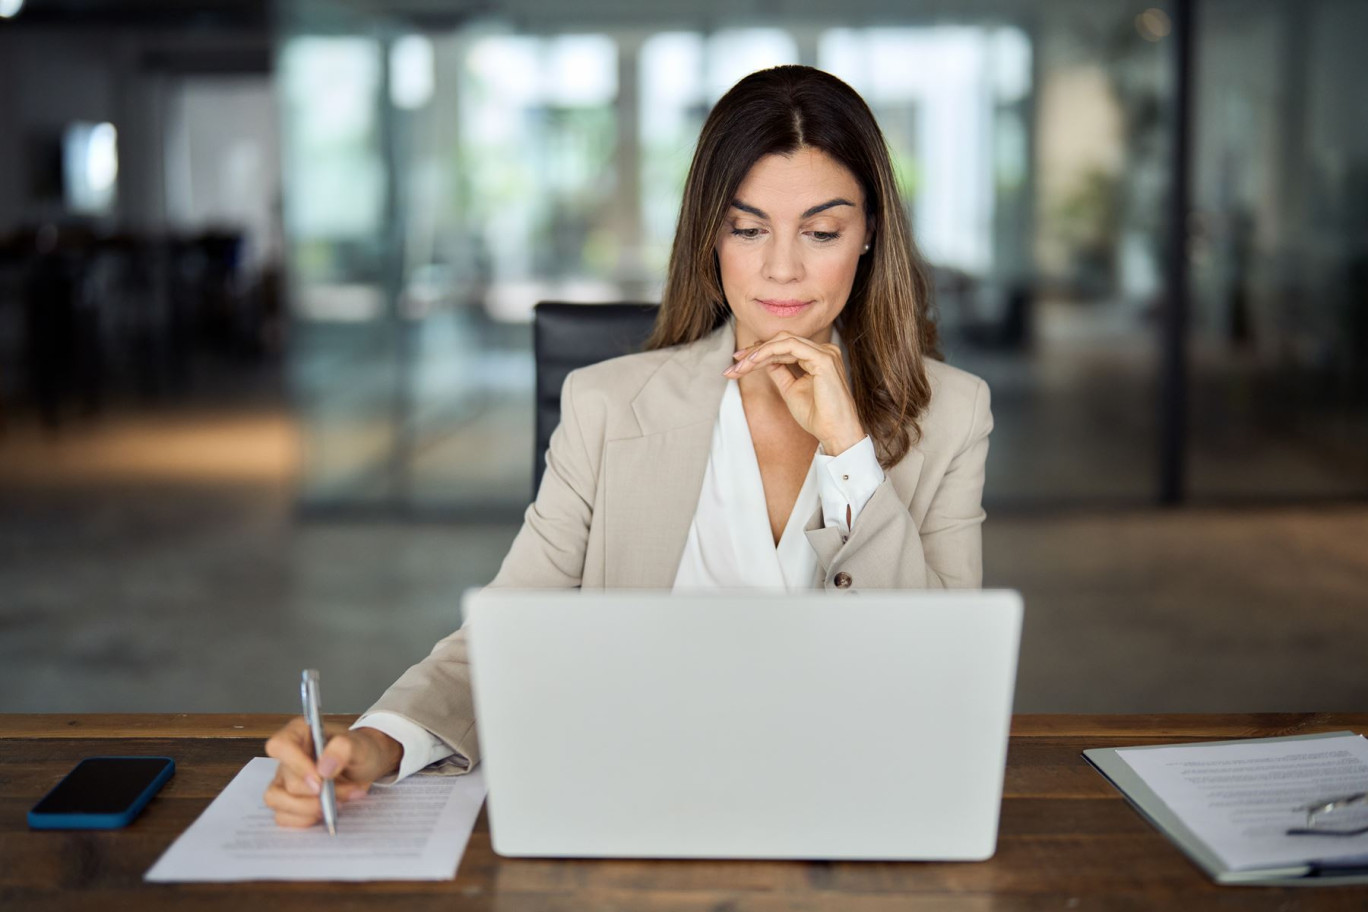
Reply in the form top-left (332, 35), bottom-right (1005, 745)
top-left (300, 669), bottom-right (339, 836)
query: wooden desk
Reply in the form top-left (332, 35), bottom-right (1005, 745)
top-left (4, 714), bottom-right (1368, 910)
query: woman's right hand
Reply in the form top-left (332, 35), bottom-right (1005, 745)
top-left (263, 717), bottom-right (402, 828)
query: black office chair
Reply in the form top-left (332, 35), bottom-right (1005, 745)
top-left (533, 301), bottom-right (659, 494)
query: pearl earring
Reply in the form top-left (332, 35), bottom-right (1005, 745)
top-left (862, 243), bottom-right (871, 254)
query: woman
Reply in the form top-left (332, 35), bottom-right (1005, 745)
top-left (264, 64), bottom-right (992, 827)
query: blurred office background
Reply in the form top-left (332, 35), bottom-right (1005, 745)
top-left (0, 0), bottom-right (1365, 714)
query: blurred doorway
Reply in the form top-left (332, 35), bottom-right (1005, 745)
top-left (166, 77), bottom-right (282, 279)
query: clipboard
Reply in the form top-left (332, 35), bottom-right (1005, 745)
top-left (1084, 730), bottom-right (1368, 886)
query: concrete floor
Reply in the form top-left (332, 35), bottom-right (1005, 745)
top-left (2, 403), bottom-right (1366, 716)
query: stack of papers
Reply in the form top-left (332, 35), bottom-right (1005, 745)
top-left (146, 757), bottom-right (487, 882)
top-left (1087, 732), bottom-right (1368, 884)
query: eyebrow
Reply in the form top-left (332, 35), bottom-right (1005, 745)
top-left (730, 198), bottom-right (857, 219)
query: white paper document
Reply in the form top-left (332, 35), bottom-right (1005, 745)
top-left (1118, 734), bottom-right (1368, 871)
top-left (146, 757), bottom-right (487, 882)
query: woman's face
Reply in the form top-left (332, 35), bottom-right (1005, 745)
top-left (715, 146), bottom-right (870, 348)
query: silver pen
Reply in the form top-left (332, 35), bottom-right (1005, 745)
top-left (300, 669), bottom-right (338, 836)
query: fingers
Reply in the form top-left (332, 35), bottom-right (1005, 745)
top-left (724, 332), bottom-right (841, 379)
top-left (263, 723), bottom-right (376, 828)
top-left (264, 767), bottom-right (323, 828)
top-left (337, 781), bottom-right (371, 802)
top-left (317, 729), bottom-right (355, 781)
top-left (264, 776), bottom-right (367, 827)
top-left (264, 764), bottom-right (371, 821)
top-left (316, 732), bottom-right (377, 796)
top-left (265, 717), bottom-right (322, 793)
top-left (723, 331), bottom-right (866, 451)
top-left (322, 728), bottom-right (398, 787)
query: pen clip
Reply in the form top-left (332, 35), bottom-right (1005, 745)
top-left (301, 669), bottom-right (321, 712)
top-left (300, 669), bottom-right (325, 750)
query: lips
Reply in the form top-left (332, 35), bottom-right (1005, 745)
top-left (758, 299), bottom-right (811, 316)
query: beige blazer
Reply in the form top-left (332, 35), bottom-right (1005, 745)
top-left (368, 322), bottom-right (993, 769)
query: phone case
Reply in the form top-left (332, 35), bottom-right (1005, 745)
top-left (27, 756), bottom-right (176, 830)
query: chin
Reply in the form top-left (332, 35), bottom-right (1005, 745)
top-left (731, 297), bottom-right (841, 344)
top-left (765, 311), bottom-right (836, 342)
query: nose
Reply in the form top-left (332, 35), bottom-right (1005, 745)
top-left (762, 236), bottom-right (804, 284)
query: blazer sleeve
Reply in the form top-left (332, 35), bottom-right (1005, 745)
top-left (486, 368), bottom-right (597, 589)
top-left (804, 376), bottom-right (992, 590)
top-left (362, 371), bottom-right (597, 772)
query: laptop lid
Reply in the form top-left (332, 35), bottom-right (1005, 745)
top-left (466, 589), bottom-right (1022, 861)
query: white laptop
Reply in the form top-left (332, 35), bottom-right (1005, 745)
top-left (466, 589), bottom-right (1022, 861)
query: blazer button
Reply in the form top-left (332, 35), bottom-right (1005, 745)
top-left (833, 571), bottom-right (853, 589)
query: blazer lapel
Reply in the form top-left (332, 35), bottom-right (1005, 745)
top-left (888, 446), bottom-right (926, 510)
top-left (603, 323), bottom-right (735, 588)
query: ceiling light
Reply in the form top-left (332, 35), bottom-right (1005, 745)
top-left (1136, 8), bottom-right (1172, 42)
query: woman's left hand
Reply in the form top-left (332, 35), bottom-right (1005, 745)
top-left (723, 331), bottom-right (867, 455)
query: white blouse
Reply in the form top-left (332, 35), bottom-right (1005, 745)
top-left (358, 378), bottom-right (886, 781)
top-left (673, 377), bottom-right (884, 591)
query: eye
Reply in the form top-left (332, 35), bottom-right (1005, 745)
top-left (729, 227), bottom-right (764, 240)
top-left (809, 231), bottom-right (841, 243)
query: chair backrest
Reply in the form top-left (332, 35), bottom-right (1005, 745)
top-left (533, 302), bottom-right (659, 495)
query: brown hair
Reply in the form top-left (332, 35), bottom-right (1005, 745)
top-left (646, 65), bottom-right (940, 468)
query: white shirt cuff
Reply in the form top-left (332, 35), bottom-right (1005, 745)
top-left (815, 435), bottom-right (885, 534)
top-left (352, 712), bottom-right (456, 785)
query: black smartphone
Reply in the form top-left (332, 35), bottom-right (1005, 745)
top-left (27, 756), bottom-right (175, 830)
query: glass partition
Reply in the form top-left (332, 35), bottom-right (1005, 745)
top-left (1187, 0), bottom-right (1368, 499)
top-left (276, 2), bottom-right (1155, 511)
top-left (278, 0), bottom-right (1363, 513)
top-left (279, 22), bottom-right (399, 507)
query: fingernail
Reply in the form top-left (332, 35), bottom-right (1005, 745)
top-left (306, 776), bottom-right (321, 795)
top-left (318, 756), bottom-right (340, 778)
top-left (732, 350), bottom-right (746, 360)
top-left (747, 350), bottom-right (760, 361)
